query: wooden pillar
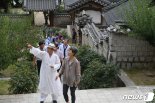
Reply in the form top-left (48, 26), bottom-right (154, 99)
top-left (49, 11), bottom-right (54, 27)
top-left (43, 11), bottom-right (48, 26)
top-left (70, 12), bottom-right (75, 25)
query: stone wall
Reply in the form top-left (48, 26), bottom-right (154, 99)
top-left (34, 12), bottom-right (71, 27)
top-left (109, 32), bottom-right (155, 68)
top-left (82, 33), bottom-right (109, 60)
top-left (54, 13), bottom-right (71, 27)
top-left (82, 31), bottom-right (155, 68)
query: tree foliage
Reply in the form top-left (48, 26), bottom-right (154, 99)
top-left (125, 0), bottom-right (155, 44)
top-left (0, 16), bottom-right (40, 70)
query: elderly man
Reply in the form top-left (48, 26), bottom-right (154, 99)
top-left (27, 43), bottom-right (62, 103)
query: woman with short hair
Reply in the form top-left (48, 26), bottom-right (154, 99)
top-left (56, 46), bottom-right (81, 103)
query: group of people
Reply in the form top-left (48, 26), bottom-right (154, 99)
top-left (28, 35), bottom-right (81, 103)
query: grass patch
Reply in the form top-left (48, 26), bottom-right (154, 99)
top-left (0, 65), bottom-right (15, 78)
top-left (125, 68), bottom-right (155, 85)
top-left (0, 80), bottom-right (10, 95)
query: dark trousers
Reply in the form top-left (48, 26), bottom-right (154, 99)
top-left (37, 60), bottom-right (42, 76)
top-left (63, 84), bottom-right (76, 103)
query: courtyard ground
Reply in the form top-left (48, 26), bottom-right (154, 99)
top-left (0, 86), bottom-right (154, 103)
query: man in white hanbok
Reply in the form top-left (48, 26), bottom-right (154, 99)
top-left (27, 43), bottom-right (62, 103)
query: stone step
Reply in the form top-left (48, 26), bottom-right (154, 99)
top-left (0, 86), bottom-right (155, 103)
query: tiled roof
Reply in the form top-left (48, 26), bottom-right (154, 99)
top-left (64, 0), bottom-right (78, 10)
top-left (23, 0), bottom-right (56, 11)
top-left (104, 0), bottom-right (128, 11)
top-left (103, 0), bottom-right (129, 25)
top-left (66, 0), bottom-right (111, 11)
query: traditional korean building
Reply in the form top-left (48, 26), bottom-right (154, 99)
top-left (65, 0), bottom-right (111, 25)
top-left (64, 0), bottom-right (128, 26)
top-left (23, 0), bottom-right (58, 26)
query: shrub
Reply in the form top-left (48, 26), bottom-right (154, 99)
top-left (77, 45), bottom-right (120, 89)
top-left (61, 30), bottom-right (70, 39)
top-left (77, 45), bottom-right (106, 74)
top-left (9, 61), bottom-right (38, 94)
top-left (79, 60), bottom-right (120, 89)
top-left (125, 0), bottom-right (155, 44)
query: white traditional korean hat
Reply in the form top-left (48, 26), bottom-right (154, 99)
top-left (47, 43), bottom-right (55, 49)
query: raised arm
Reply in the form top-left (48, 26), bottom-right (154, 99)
top-left (27, 43), bottom-right (45, 60)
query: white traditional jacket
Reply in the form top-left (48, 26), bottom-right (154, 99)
top-left (30, 47), bottom-right (62, 96)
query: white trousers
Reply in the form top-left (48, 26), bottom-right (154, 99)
top-left (40, 93), bottom-right (58, 102)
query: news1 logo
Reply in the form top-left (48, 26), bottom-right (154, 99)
top-left (144, 92), bottom-right (154, 102)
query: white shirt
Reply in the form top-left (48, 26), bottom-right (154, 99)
top-left (54, 49), bottom-right (64, 61)
top-left (59, 44), bottom-right (70, 59)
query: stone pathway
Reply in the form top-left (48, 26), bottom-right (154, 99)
top-left (0, 86), bottom-right (155, 103)
top-left (0, 78), bottom-right (10, 81)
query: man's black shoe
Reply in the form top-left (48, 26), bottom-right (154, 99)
top-left (40, 101), bottom-right (44, 103)
top-left (53, 100), bottom-right (57, 103)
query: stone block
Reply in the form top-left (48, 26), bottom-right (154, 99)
top-left (133, 52), bottom-right (137, 56)
top-left (134, 57), bottom-right (139, 62)
top-left (119, 46), bottom-right (124, 52)
top-left (122, 57), bottom-right (128, 62)
top-left (143, 63), bottom-right (149, 67)
top-left (153, 57), bottom-right (155, 62)
top-left (132, 63), bottom-right (141, 68)
top-left (145, 52), bottom-right (150, 56)
top-left (127, 63), bottom-right (132, 69)
top-left (121, 52), bottom-right (127, 56)
top-left (146, 57), bottom-right (153, 62)
top-left (128, 57), bottom-right (134, 62)
top-left (137, 52), bottom-right (144, 56)
top-left (116, 57), bottom-right (122, 62)
top-left (117, 52), bottom-right (122, 56)
top-left (110, 46), bottom-right (116, 52)
top-left (130, 46), bottom-right (136, 51)
top-left (121, 63), bottom-right (126, 68)
top-left (115, 46), bottom-right (122, 51)
top-left (126, 52), bottom-right (133, 56)
top-left (116, 62), bottom-right (121, 67)
top-left (149, 52), bottom-right (154, 56)
top-left (140, 57), bottom-right (145, 62)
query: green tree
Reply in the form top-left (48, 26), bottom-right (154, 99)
top-left (0, 16), bottom-right (40, 70)
top-left (125, 0), bottom-right (155, 44)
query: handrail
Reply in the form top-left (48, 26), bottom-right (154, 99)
top-left (85, 24), bottom-right (98, 46)
top-left (91, 23), bottom-right (102, 41)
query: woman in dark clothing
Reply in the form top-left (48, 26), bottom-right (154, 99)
top-left (72, 28), bottom-right (77, 44)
